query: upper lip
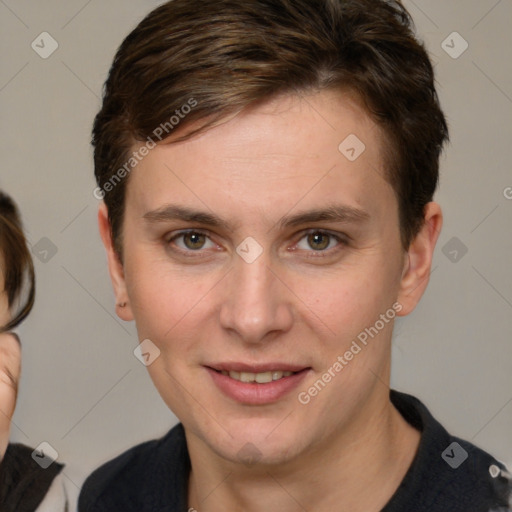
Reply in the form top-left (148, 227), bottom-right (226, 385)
top-left (207, 363), bottom-right (309, 373)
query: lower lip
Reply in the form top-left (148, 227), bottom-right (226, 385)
top-left (206, 367), bottom-right (310, 405)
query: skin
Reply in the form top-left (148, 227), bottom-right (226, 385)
top-left (100, 90), bottom-right (442, 511)
top-left (0, 260), bottom-right (21, 462)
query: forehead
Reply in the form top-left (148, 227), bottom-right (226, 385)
top-left (125, 90), bottom-right (394, 222)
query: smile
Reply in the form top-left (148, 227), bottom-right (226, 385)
top-left (206, 365), bottom-right (311, 404)
top-left (218, 370), bottom-right (295, 383)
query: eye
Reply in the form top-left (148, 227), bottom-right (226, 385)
top-left (294, 230), bottom-right (345, 253)
top-left (168, 230), bottom-right (216, 251)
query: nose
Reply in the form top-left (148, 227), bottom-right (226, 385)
top-left (219, 250), bottom-right (294, 345)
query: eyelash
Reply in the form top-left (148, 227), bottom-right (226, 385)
top-left (165, 229), bottom-right (348, 259)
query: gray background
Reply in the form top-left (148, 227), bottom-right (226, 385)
top-left (1, 0), bottom-right (511, 507)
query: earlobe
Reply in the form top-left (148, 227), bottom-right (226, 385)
top-left (98, 203), bottom-right (134, 322)
top-left (397, 202), bottom-right (443, 316)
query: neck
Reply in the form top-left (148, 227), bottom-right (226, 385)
top-left (186, 388), bottom-right (420, 512)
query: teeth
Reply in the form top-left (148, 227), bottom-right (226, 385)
top-left (220, 370), bottom-right (294, 383)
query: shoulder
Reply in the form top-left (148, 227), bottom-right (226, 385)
top-left (388, 390), bottom-right (512, 511)
top-left (0, 442), bottom-right (66, 512)
top-left (441, 435), bottom-right (511, 511)
top-left (35, 472), bottom-right (68, 512)
top-left (78, 423), bottom-right (189, 512)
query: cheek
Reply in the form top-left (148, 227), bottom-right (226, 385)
top-left (293, 260), bottom-right (400, 340)
top-left (124, 254), bottom-right (215, 349)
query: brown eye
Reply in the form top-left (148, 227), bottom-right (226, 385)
top-left (166, 230), bottom-right (219, 259)
top-left (168, 230), bottom-right (215, 252)
top-left (294, 230), bottom-right (346, 255)
top-left (307, 232), bottom-right (330, 251)
top-left (182, 232), bottom-right (207, 250)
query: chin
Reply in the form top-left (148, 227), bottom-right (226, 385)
top-left (202, 421), bottom-right (309, 468)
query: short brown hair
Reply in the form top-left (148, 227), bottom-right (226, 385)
top-left (0, 191), bottom-right (35, 332)
top-left (93, 0), bottom-right (448, 255)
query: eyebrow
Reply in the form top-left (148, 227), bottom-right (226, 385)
top-left (142, 203), bottom-right (370, 231)
top-left (143, 205), bottom-right (232, 230)
top-left (276, 204), bottom-right (370, 229)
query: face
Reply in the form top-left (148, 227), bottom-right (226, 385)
top-left (101, 90), bottom-right (440, 468)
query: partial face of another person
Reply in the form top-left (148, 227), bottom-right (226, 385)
top-left (101, 90), bottom-right (439, 467)
top-left (0, 253), bottom-right (21, 462)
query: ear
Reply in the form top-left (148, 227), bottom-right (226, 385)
top-left (98, 203), bottom-right (134, 321)
top-left (396, 202), bottom-right (443, 316)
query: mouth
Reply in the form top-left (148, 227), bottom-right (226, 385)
top-left (205, 363), bottom-right (311, 404)
top-left (217, 369), bottom-right (295, 383)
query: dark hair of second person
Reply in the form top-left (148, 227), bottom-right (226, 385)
top-left (0, 191), bottom-right (35, 333)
